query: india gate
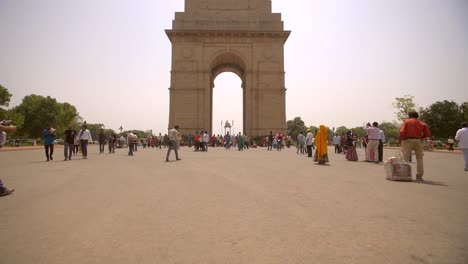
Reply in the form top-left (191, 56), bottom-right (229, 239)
top-left (166, 0), bottom-right (290, 136)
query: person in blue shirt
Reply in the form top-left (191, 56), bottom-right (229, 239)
top-left (41, 124), bottom-right (57, 161)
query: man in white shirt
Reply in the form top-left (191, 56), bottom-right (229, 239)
top-left (166, 125), bottom-right (181, 162)
top-left (203, 130), bottom-right (210, 152)
top-left (455, 122), bottom-right (468, 171)
top-left (77, 125), bottom-right (93, 159)
top-left (365, 122), bottom-right (381, 163)
top-left (306, 129), bottom-right (314, 157)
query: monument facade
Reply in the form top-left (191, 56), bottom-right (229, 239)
top-left (166, 0), bottom-right (290, 136)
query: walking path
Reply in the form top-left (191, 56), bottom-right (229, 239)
top-left (1, 146), bottom-right (467, 263)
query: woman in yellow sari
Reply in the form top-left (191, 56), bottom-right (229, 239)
top-left (314, 125), bottom-right (329, 164)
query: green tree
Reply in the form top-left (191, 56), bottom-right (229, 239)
top-left (393, 95), bottom-right (417, 123)
top-left (287, 117), bottom-right (307, 139)
top-left (16, 95), bottom-right (60, 138)
top-left (335, 126), bottom-right (348, 136)
top-left (0, 84), bottom-right (12, 108)
top-left (309, 125), bottom-right (319, 134)
top-left (56, 102), bottom-right (79, 133)
top-left (420, 100), bottom-right (465, 139)
top-left (15, 94), bottom-right (78, 138)
top-left (352, 127), bottom-right (366, 138)
top-left (378, 122), bottom-right (400, 143)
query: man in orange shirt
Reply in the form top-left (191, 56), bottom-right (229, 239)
top-left (399, 111), bottom-right (432, 181)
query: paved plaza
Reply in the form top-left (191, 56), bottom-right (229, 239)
top-left (1, 146), bottom-right (467, 264)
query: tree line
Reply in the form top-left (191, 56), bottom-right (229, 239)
top-left (0, 85), bottom-right (135, 142)
top-left (287, 95), bottom-right (467, 145)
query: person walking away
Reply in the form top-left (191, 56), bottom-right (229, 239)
top-left (398, 112), bottom-right (432, 181)
top-left (306, 129), bottom-right (314, 157)
top-left (378, 128), bottom-right (386, 162)
top-left (98, 129), bottom-right (106, 154)
top-left (314, 125), bottom-right (329, 164)
top-left (297, 131), bottom-right (306, 154)
top-left (447, 137), bottom-right (455, 151)
top-left (365, 122), bottom-right (381, 163)
top-left (41, 124), bottom-right (56, 161)
top-left (333, 133), bottom-right (341, 154)
top-left (166, 125), bottom-right (181, 162)
top-left (455, 122), bottom-right (468, 171)
top-left (77, 124), bottom-right (92, 159)
top-left (63, 125), bottom-right (76, 161)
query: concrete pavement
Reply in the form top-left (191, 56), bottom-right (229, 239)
top-left (1, 146), bottom-right (467, 263)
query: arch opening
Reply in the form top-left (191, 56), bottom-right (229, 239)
top-left (211, 72), bottom-right (244, 136)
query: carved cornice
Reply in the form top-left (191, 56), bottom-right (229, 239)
top-left (166, 30), bottom-right (291, 42)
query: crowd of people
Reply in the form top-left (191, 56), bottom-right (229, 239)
top-left (1, 111), bottom-right (468, 197)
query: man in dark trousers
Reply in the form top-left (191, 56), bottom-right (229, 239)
top-left (64, 125), bottom-right (77, 161)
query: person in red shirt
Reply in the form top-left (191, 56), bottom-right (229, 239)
top-left (398, 111), bottom-right (432, 181)
top-left (194, 131), bottom-right (200, 151)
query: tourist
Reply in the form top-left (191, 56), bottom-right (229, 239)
top-left (41, 124), bottom-right (57, 161)
top-left (194, 131), bottom-right (200, 151)
top-left (276, 133), bottom-right (283, 151)
top-left (108, 133), bottom-right (116, 153)
top-left (333, 133), bottom-right (341, 153)
top-left (0, 130), bottom-right (6, 148)
top-left (63, 125), bottom-right (76, 161)
top-left (297, 131), bottom-right (306, 154)
top-left (166, 125), bottom-right (182, 162)
top-left (77, 124), bottom-right (92, 159)
top-left (244, 134), bottom-right (249, 149)
top-left (127, 131), bottom-right (137, 156)
top-left (305, 129), bottom-right (314, 157)
top-left (455, 122), bottom-right (468, 171)
top-left (267, 131), bottom-right (274, 150)
top-left (378, 128), bottom-right (386, 162)
top-left (73, 132), bottom-right (80, 155)
top-left (285, 134), bottom-right (292, 148)
top-left (203, 131), bottom-right (210, 152)
top-left (237, 132), bottom-right (244, 151)
top-left (133, 133), bottom-right (139, 152)
top-left (447, 137), bottom-right (455, 151)
top-left (98, 129), bottom-right (106, 154)
top-left (0, 125), bottom-right (15, 196)
top-left (365, 122), bottom-right (381, 163)
top-left (345, 130), bottom-right (358, 161)
top-left (224, 132), bottom-right (231, 150)
top-left (398, 112), bottom-right (432, 181)
top-left (314, 125), bottom-right (329, 165)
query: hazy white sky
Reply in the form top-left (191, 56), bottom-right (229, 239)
top-left (1, 0), bottom-right (467, 134)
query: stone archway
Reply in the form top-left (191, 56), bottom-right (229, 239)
top-left (166, 0), bottom-right (290, 136)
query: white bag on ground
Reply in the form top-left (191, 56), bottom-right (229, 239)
top-left (384, 152), bottom-right (412, 181)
